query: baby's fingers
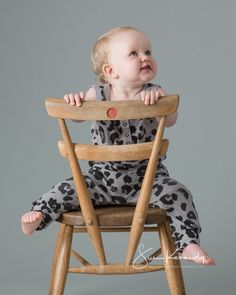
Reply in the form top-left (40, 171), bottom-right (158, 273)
top-left (155, 87), bottom-right (167, 101)
top-left (74, 92), bottom-right (85, 106)
top-left (63, 94), bottom-right (70, 103)
top-left (141, 90), bottom-right (146, 101)
top-left (141, 91), bottom-right (150, 105)
top-left (149, 90), bottom-right (155, 105)
top-left (154, 89), bottom-right (162, 101)
top-left (64, 92), bottom-right (85, 106)
top-left (141, 91), bottom-right (156, 105)
top-left (63, 93), bottom-right (76, 105)
top-left (68, 93), bottom-right (76, 105)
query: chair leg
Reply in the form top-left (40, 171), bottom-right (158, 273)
top-left (158, 222), bottom-right (186, 295)
top-left (164, 221), bottom-right (186, 293)
top-left (49, 224), bottom-right (73, 295)
top-left (49, 224), bottom-right (66, 294)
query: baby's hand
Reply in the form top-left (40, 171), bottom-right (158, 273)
top-left (63, 91), bottom-right (85, 106)
top-left (141, 87), bottom-right (165, 105)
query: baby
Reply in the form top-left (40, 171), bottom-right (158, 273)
top-left (21, 26), bottom-right (215, 265)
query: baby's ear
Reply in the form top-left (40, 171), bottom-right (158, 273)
top-left (102, 64), bottom-right (118, 80)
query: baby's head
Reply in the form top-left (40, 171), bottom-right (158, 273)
top-left (91, 26), bottom-right (157, 85)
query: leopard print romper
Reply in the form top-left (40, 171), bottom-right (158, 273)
top-left (31, 83), bottom-right (201, 252)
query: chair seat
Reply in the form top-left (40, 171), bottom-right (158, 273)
top-left (57, 206), bottom-right (168, 226)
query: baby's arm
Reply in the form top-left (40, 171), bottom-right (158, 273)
top-left (64, 86), bottom-right (97, 106)
top-left (141, 86), bottom-right (178, 127)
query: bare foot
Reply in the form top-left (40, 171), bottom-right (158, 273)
top-left (21, 211), bottom-right (43, 235)
top-left (181, 243), bottom-right (216, 265)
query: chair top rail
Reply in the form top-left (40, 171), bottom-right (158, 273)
top-left (45, 95), bottom-right (179, 121)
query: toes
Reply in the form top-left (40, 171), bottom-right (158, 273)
top-left (21, 211), bottom-right (43, 235)
top-left (21, 211), bottom-right (43, 224)
top-left (21, 213), bottom-right (30, 223)
top-left (205, 257), bottom-right (216, 265)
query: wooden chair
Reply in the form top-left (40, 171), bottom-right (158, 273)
top-left (45, 95), bottom-right (186, 295)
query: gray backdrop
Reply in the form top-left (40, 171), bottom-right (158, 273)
top-left (1, 0), bottom-right (235, 294)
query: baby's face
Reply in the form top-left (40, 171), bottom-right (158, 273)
top-left (107, 30), bottom-right (157, 87)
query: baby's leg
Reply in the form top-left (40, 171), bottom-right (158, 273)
top-left (21, 172), bottom-right (114, 235)
top-left (29, 177), bottom-right (81, 231)
top-left (150, 175), bottom-right (215, 265)
top-left (21, 177), bottom-right (80, 234)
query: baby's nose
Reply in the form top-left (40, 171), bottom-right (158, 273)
top-left (140, 54), bottom-right (149, 62)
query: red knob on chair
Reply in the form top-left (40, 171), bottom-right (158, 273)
top-left (107, 107), bottom-right (118, 118)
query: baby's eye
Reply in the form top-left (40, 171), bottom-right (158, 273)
top-left (129, 51), bottom-right (137, 56)
top-left (145, 50), bottom-right (152, 56)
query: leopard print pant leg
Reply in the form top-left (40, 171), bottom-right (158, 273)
top-left (31, 172), bottom-right (115, 230)
top-left (149, 175), bottom-right (202, 252)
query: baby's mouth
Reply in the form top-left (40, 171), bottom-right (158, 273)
top-left (140, 65), bottom-right (152, 70)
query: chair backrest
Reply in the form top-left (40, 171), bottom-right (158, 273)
top-left (45, 95), bottom-right (179, 266)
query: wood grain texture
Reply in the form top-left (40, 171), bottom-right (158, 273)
top-left (68, 263), bottom-right (164, 275)
top-left (45, 95), bottom-right (179, 121)
top-left (57, 206), bottom-right (168, 226)
top-left (159, 223), bottom-right (186, 295)
top-left (58, 139), bottom-right (169, 161)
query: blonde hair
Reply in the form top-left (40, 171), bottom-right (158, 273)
top-left (91, 26), bottom-right (142, 84)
